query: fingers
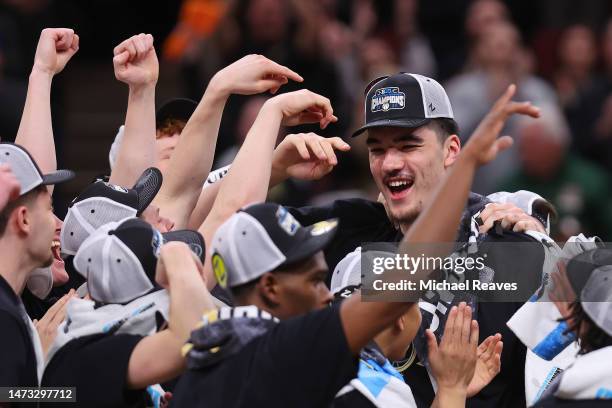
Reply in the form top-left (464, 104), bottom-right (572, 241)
top-left (319, 138), bottom-right (338, 165)
top-left (492, 84), bottom-right (516, 112)
top-left (290, 135), bottom-right (311, 161)
top-left (442, 304), bottom-right (458, 345)
top-left (469, 319), bottom-right (479, 348)
top-left (113, 33), bottom-right (154, 61)
top-left (113, 50), bottom-right (130, 66)
top-left (426, 329), bottom-right (439, 356)
top-left (461, 304), bottom-right (472, 344)
top-left (267, 59), bottom-right (303, 83)
top-left (328, 137), bottom-right (351, 151)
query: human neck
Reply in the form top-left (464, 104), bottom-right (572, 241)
top-left (0, 238), bottom-right (35, 296)
top-left (373, 331), bottom-right (394, 360)
top-left (398, 221), bottom-right (413, 235)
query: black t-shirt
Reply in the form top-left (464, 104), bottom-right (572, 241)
top-left (534, 397), bottom-right (612, 407)
top-left (170, 304), bottom-right (358, 408)
top-left (288, 197), bottom-right (534, 408)
top-left (0, 275), bottom-right (38, 388)
top-left (42, 333), bottom-right (146, 408)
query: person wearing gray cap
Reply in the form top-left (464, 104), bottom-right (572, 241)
top-left (530, 248), bottom-right (612, 407)
top-left (0, 142), bottom-right (74, 387)
top-left (170, 84), bottom-right (534, 408)
top-left (42, 218), bottom-right (214, 408)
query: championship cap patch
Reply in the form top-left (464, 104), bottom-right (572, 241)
top-left (371, 87), bottom-right (405, 112)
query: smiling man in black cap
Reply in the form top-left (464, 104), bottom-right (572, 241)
top-left (0, 142), bottom-right (74, 387)
top-left (283, 74), bottom-right (550, 407)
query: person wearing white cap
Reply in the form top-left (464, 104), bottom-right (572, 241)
top-left (170, 82), bottom-right (536, 408)
top-left (331, 247), bottom-right (503, 408)
top-left (42, 218), bottom-right (214, 408)
top-left (0, 142), bottom-right (74, 387)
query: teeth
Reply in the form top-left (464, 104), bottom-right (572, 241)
top-left (52, 240), bottom-right (60, 248)
top-left (388, 180), bottom-right (408, 187)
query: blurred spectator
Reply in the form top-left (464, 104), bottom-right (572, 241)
top-left (445, 21), bottom-right (557, 193)
top-left (463, 0), bottom-right (510, 71)
top-left (566, 18), bottom-right (612, 170)
top-left (499, 105), bottom-right (612, 241)
top-left (553, 25), bottom-right (598, 108)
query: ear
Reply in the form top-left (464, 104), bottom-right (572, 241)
top-left (13, 205), bottom-right (31, 235)
top-left (443, 134), bottom-right (461, 168)
top-left (395, 314), bottom-right (405, 332)
top-left (258, 272), bottom-right (281, 308)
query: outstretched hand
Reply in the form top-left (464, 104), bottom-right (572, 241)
top-left (462, 84), bottom-right (540, 166)
top-left (427, 302), bottom-right (479, 395)
top-left (33, 28), bottom-right (79, 75)
top-left (113, 33), bottom-right (158, 88)
top-left (272, 133), bottom-right (350, 181)
top-left (467, 333), bottom-right (503, 397)
top-left (211, 54), bottom-right (303, 96)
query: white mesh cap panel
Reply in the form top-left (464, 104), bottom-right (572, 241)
top-left (61, 197), bottom-right (137, 255)
top-left (211, 212), bottom-right (286, 287)
top-left (408, 73), bottom-right (454, 119)
top-left (581, 265), bottom-right (612, 337)
top-left (0, 144), bottom-right (43, 195)
top-left (331, 247), bottom-right (362, 295)
top-left (74, 221), bottom-right (153, 304)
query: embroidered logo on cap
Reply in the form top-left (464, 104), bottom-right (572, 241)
top-left (275, 207), bottom-right (299, 236)
top-left (151, 229), bottom-right (163, 257)
top-left (310, 219), bottom-right (338, 236)
top-left (104, 182), bottom-right (129, 193)
top-left (371, 87), bottom-right (405, 112)
top-left (212, 253), bottom-right (228, 288)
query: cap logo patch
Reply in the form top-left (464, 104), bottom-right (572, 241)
top-left (275, 207), bottom-right (299, 236)
top-left (212, 253), bottom-right (228, 288)
top-left (104, 182), bottom-right (128, 193)
top-left (371, 87), bottom-right (405, 112)
top-left (152, 229), bottom-right (163, 257)
top-left (310, 219), bottom-right (338, 236)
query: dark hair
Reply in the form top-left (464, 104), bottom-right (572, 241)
top-left (0, 185), bottom-right (46, 237)
top-left (564, 300), bottom-right (612, 354)
top-left (426, 118), bottom-right (460, 143)
top-left (156, 118), bottom-right (187, 138)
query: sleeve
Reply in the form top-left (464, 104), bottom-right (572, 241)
top-left (42, 334), bottom-right (146, 407)
top-left (0, 311), bottom-right (30, 386)
top-left (287, 202), bottom-right (338, 227)
top-left (255, 304), bottom-right (358, 406)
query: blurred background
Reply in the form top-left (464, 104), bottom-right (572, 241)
top-left (1, 0), bottom-right (612, 241)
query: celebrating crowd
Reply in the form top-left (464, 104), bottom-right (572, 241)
top-left (0, 15), bottom-right (611, 408)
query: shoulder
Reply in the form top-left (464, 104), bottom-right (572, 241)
top-left (289, 198), bottom-right (386, 223)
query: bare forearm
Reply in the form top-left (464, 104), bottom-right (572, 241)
top-left (16, 69), bottom-right (55, 172)
top-left (109, 84), bottom-right (157, 187)
top-left (199, 104), bottom-right (282, 236)
top-left (155, 83), bottom-right (228, 228)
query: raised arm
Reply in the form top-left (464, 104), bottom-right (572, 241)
top-left (16, 28), bottom-right (78, 192)
top-left (109, 34), bottom-right (159, 187)
top-left (126, 242), bottom-right (214, 389)
top-left (199, 89), bottom-right (337, 288)
top-left (339, 84), bottom-right (540, 354)
top-left (154, 55), bottom-right (304, 229)
top-left (186, 133), bottom-right (350, 229)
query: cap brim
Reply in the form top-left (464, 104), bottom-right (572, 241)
top-left (156, 98), bottom-right (198, 124)
top-left (351, 118), bottom-right (430, 137)
top-left (162, 229), bottom-right (206, 262)
top-left (281, 218), bottom-right (339, 267)
top-left (133, 168), bottom-right (163, 214)
top-left (41, 169), bottom-right (75, 186)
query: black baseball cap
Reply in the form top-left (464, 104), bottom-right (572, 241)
top-left (210, 202), bottom-right (338, 288)
top-left (60, 168), bottom-right (163, 255)
top-left (352, 73), bottom-right (455, 137)
top-left (156, 98), bottom-right (198, 127)
top-left (0, 142), bottom-right (74, 195)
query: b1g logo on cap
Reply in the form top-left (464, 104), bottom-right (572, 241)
top-left (104, 182), bottom-right (129, 194)
top-left (371, 87), bottom-right (405, 113)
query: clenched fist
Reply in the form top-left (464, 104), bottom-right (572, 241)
top-left (32, 28), bottom-right (79, 75)
top-left (113, 33), bottom-right (158, 88)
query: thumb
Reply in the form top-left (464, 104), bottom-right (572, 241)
top-left (495, 135), bottom-right (514, 152)
top-left (426, 329), bottom-right (438, 356)
top-left (113, 50), bottom-right (130, 66)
